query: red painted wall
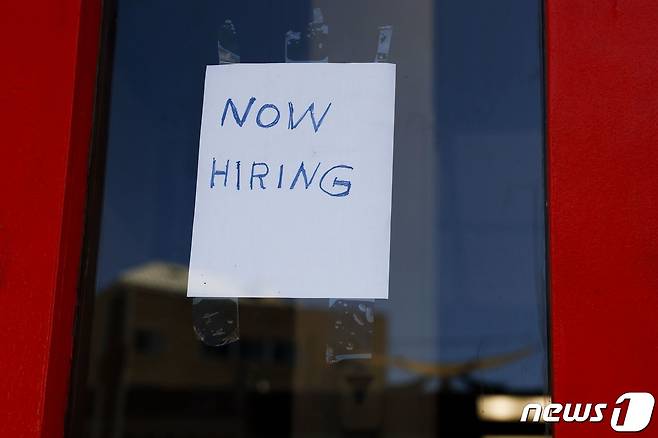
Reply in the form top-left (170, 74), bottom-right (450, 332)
top-left (546, 0), bottom-right (658, 436)
top-left (0, 0), bottom-right (101, 437)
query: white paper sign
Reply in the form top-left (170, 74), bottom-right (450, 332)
top-left (187, 63), bottom-right (395, 299)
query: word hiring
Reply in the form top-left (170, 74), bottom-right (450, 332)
top-left (220, 97), bottom-right (331, 132)
top-left (210, 159), bottom-right (353, 198)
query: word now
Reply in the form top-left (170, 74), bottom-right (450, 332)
top-left (221, 98), bottom-right (332, 132)
top-left (210, 159), bottom-right (353, 197)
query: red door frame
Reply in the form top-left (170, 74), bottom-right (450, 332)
top-left (1, 0), bottom-right (658, 437)
top-left (546, 0), bottom-right (658, 436)
top-left (0, 0), bottom-right (101, 436)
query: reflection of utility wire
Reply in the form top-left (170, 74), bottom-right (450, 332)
top-left (371, 345), bottom-right (535, 379)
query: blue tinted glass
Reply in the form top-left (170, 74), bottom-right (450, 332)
top-left (73, 1), bottom-right (549, 437)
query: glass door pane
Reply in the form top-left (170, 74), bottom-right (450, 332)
top-left (70, 1), bottom-right (549, 437)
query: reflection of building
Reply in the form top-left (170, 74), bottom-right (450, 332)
top-left (83, 262), bottom-right (548, 438)
top-left (85, 263), bottom-right (389, 438)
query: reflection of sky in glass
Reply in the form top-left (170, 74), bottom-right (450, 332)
top-left (96, 0), bottom-right (546, 391)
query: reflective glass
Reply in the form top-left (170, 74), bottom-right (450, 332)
top-left (71, 1), bottom-right (549, 437)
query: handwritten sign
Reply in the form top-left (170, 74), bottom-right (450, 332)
top-left (187, 63), bottom-right (395, 299)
